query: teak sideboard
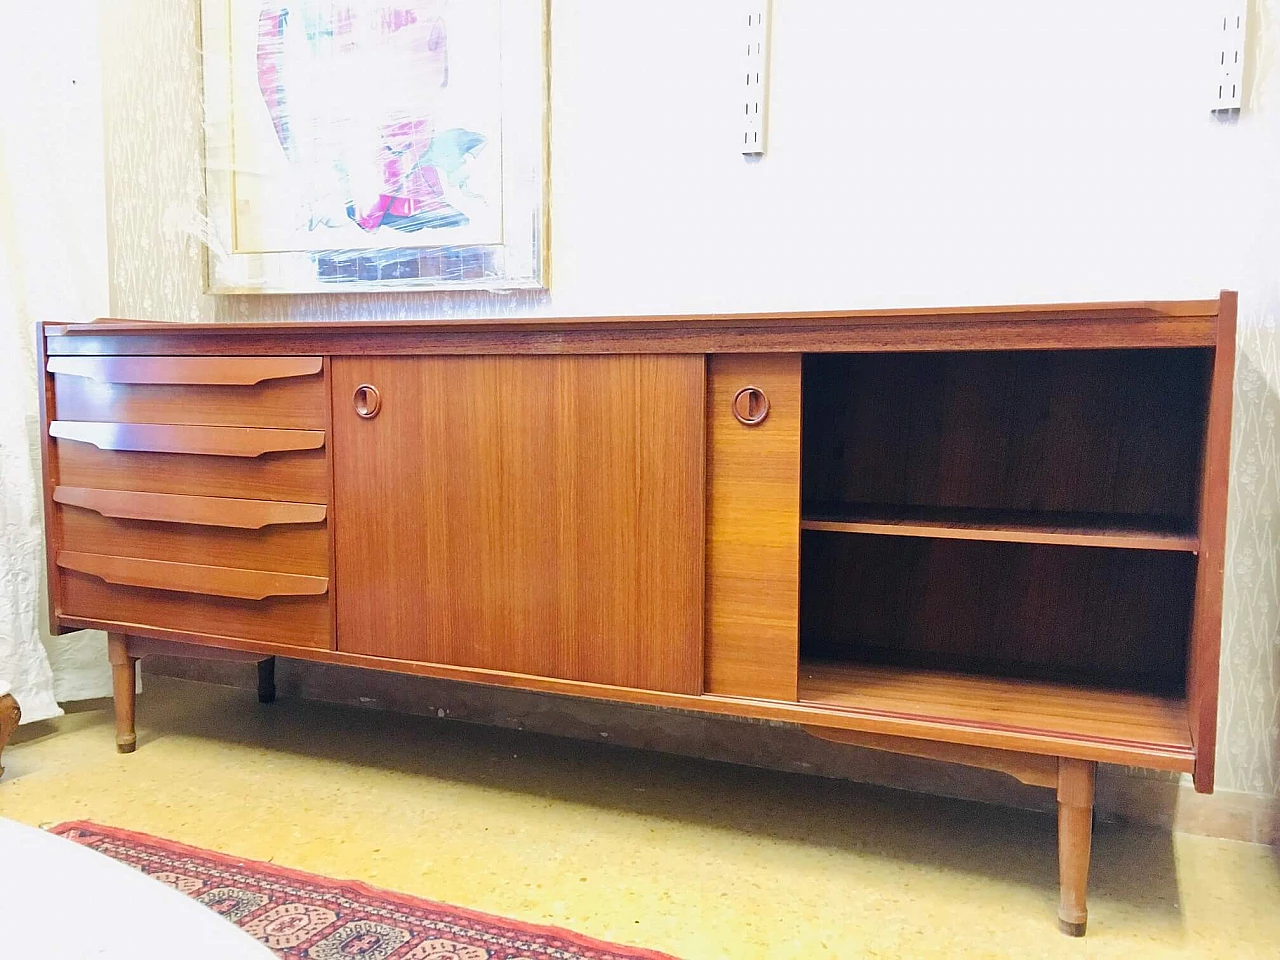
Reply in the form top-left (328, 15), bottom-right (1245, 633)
top-left (36, 295), bottom-right (1236, 936)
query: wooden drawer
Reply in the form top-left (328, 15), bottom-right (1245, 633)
top-left (54, 430), bottom-right (328, 503)
top-left (57, 553), bottom-right (330, 648)
top-left (49, 356), bottom-right (325, 429)
top-left (55, 488), bottom-right (328, 576)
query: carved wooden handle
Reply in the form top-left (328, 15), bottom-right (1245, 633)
top-left (47, 356), bottom-right (323, 385)
top-left (731, 386), bottom-right (770, 426)
top-left (353, 384), bottom-right (382, 419)
top-left (57, 551), bottom-right (329, 600)
top-left (50, 421), bottom-right (324, 457)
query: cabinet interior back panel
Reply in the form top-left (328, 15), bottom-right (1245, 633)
top-left (802, 349), bottom-right (1211, 521)
top-left (801, 532), bottom-right (1197, 691)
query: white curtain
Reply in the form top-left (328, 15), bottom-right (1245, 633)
top-left (0, 2), bottom-right (113, 721)
top-left (0, 148), bottom-right (62, 723)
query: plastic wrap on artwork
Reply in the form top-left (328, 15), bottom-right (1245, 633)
top-left (196, 0), bottom-right (548, 294)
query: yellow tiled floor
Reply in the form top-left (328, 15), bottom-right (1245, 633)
top-left (2, 677), bottom-right (1278, 959)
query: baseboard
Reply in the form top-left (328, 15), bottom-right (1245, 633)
top-left (1096, 772), bottom-right (1279, 845)
top-left (142, 656), bottom-right (1279, 844)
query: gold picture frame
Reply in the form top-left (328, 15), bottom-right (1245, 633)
top-left (200, 0), bottom-right (548, 293)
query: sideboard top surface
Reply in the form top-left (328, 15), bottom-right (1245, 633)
top-left (41, 295), bottom-right (1230, 356)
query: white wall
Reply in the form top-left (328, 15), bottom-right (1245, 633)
top-left (101, 0), bottom-right (1280, 797)
top-left (549, 1), bottom-right (1248, 315)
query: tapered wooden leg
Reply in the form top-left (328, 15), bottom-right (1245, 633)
top-left (257, 657), bottom-right (277, 704)
top-left (107, 633), bottom-right (137, 754)
top-left (1057, 757), bottom-right (1096, 936)
top-left (0, 693), bottom-right (20, 778)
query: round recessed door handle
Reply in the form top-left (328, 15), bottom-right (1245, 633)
top-left (731, 385), bottom-right (770, 426)
top-left (353, 383), bottom-right (381, 419)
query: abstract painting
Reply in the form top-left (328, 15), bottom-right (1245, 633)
top-left (201, 0), bottom-right (548, 292)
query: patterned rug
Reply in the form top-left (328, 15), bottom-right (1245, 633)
top-left (51, 822), bottom-right (678, 960)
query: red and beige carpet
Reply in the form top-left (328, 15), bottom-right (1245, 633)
top-left (51, 822), bottom-right (678, 960)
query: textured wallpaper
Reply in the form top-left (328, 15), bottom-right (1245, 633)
top-left (101, 0), bottom-right (1280, 798)
top-left (102, 1), bottom-right (546, 326)
top-left (1222, 289), bottom-right (1280, 796)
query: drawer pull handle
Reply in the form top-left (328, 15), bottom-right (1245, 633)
top-left (57, 551), bottom-right (329, 601)
top-left (50, 421), bottom-right (325, 457)
top-left (731, 386), bottom-right (770, 426)
top-left (353, 384), bottom-right (381, 419)
top-left (47, 356), bottom-right (323, 386)
top-left (54, 486), bottom-right (326, 529)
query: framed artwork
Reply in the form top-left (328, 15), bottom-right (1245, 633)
top-left (200, 0), bottom-right (548, 293)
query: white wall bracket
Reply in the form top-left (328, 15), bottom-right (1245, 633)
top-left (741, 2), bottom-right (771, 155)
top-left (1212, 1), bottom-right (1247, 113)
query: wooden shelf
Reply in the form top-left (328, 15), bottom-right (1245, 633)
top-left (801, 504), bottom-right (1198, 552)
top-left (798, 659), bottom-right (1193, 758)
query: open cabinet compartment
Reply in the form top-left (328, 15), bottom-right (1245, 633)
top-left (797, 348), bottom-right (1212, 753)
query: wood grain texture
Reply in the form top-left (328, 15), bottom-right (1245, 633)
top-left (54, 487), bottom-right (326, 528)
top-left (0, 693), bottom-right (19, 777)
top-left (62, 574), bottom-right (331, 648)
top-left (801, 533), bottom-right (1197, 689)
top-left (36, 322), bottom-right (67, 635)
top-left (107, 633), bottom-right (137, 753)
top-left (56, 299), bottom-right (1225, 333)
top-left (57, 552), bottom-right (329, 600)
top-left (801, 725), bottom-right (1059, 788)
top-left (50, 422), bottom-right (325, 457)
top-left (37, 295), bottom-right (1234, 806)
top-left (58, 506), bottom-right (328, 577)
top-left (43, 300), bottom-right (1220, 358)
top-left (323, 356), bottom-right (339, 652)
top-left (53, 373), bottom-right (325, 429)
top-left (801, 505), bottom-right (1198, 553)
top-left (50, 619), bottom-right (1198, 770)
top-left (1056, 758), bottom-right (1096, 936)
top-left (331, 355), bottom-right (705, 694)
top-left (56, 443), bottom-right (328, 503)
top-left (803, 349), bottom-right (1210, 522)
top-left (46, 355), bottom-right (322, 384)
top-left (799, 660), bottom-right (1191, 756)
top-left (1187, 291), bottom-right (1237, 794)
top-left (124, 635), bottom-right (273, 663)
top-left (705, 354), bottom-right (801, 700)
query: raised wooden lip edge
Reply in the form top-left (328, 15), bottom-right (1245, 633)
top-left (794, 663), bottom-right (1192, 753)
top-left (54, 616), bottom-right (1197, 772)
top-left (57, 551), bottom-right (329, 600)
top-left (46, 355), bottom-right (324, 385)
top-left (44, 297), bottom-right (1223, 336)
top-left (49, 421), bottom-right (326, 457)
top-left (799, 514), bottom-right (1200, 553)
top-left (37, 322), bottom-right (66, 637)
top-left (1187, 289), bottom-right (1237, 793)
top-left (794, 693), bottom-right (1191, 754)
top-left (53, 486), bottom-right (327, 529)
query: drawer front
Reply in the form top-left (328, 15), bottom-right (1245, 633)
top-left (56, 442), bottom-right (328, 502)
top-left (60, 569), bottom-right (330, 648)
top-left (50, 356), bottom-right (325, 429)
top-left (57, 490), bottom-right (328, 576)
top-left (45, 356), bottom-right (334, 649)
